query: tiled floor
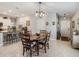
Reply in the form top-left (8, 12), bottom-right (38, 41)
top-left (0, 39), bottom-right (79, 57)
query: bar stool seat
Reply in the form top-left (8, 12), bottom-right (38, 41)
top-left (6, 33), bottom-right (13, 44)
top-left (12, 32), bottom-right (18, 42)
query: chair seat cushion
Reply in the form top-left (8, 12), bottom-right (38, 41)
top-left (38, 40), bottom-right (46, 45)
top-left (26, 42), bottom-right (36, 48)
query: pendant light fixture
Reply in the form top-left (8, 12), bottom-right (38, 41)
top-left (35, 2), bottom-right (45, 18)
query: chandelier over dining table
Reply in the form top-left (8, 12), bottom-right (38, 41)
top-left (35, 2), bottom-right (45, 18)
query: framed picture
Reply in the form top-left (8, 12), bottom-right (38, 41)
top-left (46, 22), bottom-right (48, 25)
top-left (72, 21), bottom-right (75, 28)
top-left (52, 21), bottom-right (55, 25)
top-left (26, 20), bottom-right (30, 26)
top-left (0, 22), bottom-right (3, 27)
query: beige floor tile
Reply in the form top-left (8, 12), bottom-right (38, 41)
top-left (0, 39), bottom-right (79, 57)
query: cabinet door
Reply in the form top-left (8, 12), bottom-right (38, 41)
top-left (73, 35), bottom-right (79, 46)
top-left (0, 33), bottom-right (3, 46)
top-left (0, 33), bottom-right (1, 44)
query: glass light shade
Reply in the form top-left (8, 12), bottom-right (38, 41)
top-left (35, 13), bottom-right (38, 16)
top-left (35, 2), bottom-right (45, 18)
top-left (64, 17), bottom-right (66, 19)
top-left (42, 14), bottom-right (45, 16)
top-left (35, 11), bottom-right (38, 16)
top-left (40, 12), bottom-right (43, 15)
top-left (35, 10), bottom-right (45, 17)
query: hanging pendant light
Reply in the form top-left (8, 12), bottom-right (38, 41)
top-left (35, 2), bottom-right (45, 18)
top-left (64, 14), bottom-right (66, 19)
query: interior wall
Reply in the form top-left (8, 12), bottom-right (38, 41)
top-left (46, 13), bottom-right (58, 40)
top-left (16, 13), bottom-right (58, 40)
top-left (35, 13), bottom-right (58, 40)
top-left (36, 16), bottom-right (47, 33)
top-left (16, 16), bottom-right (37, 34)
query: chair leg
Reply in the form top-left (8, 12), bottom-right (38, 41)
top-left (11, 39), bottom-right (13, 43)
top-left (37, 41), bottom-right (39, 56)
top-left (30, 48), bottom-right (32, 57)
top-left (9, 36), bottom-right (11, 44)
top-left (47, 43), bottom-right (49, 49)
top-left (44, 44), bottom-right (46, 53)
top-left (26, 48), bottom-right (28, 52)
top-left (16, 38), bottom-right (17, 42)
top-left (23, 47), bottom-right (25, 56)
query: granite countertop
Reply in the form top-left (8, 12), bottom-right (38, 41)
top-left (0, 30), bottom-right (8, 33)
top-left (0, 29), bottom-right (20, 33)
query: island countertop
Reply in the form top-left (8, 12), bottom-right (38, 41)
top-left (0, 30), bottom-right (8, 33)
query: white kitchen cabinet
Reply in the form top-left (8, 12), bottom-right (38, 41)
top-left (0, 33), bottom-right (3, 47)
top-left (72, 35), bottom-right (79, 48)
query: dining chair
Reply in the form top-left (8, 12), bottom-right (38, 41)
top-left (46, 31), bottom-right (51, 49)
top-left (12, 32), bottom-right (18, 42)
top-left (40, 30), bottom-right (46, 33)
top-left (21, 32), bottom-right (36, 57)
top-left (6, 32), bottom-right (13, 44)
top-left (38, 32), bottom-right (47, 53)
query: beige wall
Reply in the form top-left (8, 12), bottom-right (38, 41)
top-left (16, 16), bottom-right (37, 34)
top-left (46, 13), bottom-right (58, 40)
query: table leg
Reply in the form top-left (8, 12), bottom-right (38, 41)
top-left (36, 40), bottom-right (39, 56)
top-left (30, 48), bottom-right (32, 57)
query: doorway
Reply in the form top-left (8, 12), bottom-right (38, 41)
top-left (57, 19), bottom-right (71, 41)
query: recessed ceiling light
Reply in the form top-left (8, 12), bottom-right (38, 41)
top-left (8, 10), bottom-right (12, 13)
top-left (21, 14), bottom-right (25, 16)
top-left (16, 7), bottom-right (19, 9)
top-left (16, 15), bottom-right (19, 17)
top-left (3, 12), bottom-right (7, 14)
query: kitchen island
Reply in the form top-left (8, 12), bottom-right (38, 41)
top-left (72, 34), bottom-right (79, 48)
top-left (0, 30), bottom-right (7, 47)
top-left (0, 30), bottom-right (20, 47)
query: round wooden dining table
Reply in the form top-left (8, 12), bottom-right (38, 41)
top-left (29, 33), bottom-right (46, 56)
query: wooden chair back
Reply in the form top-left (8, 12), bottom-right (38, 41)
top-left (21, 32), bottom-right (31, 46)
top-left (40, 30), bottom-right (46, 33)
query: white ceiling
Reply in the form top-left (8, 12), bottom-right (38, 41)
top-left (0, 2), bottom-right (79, 17)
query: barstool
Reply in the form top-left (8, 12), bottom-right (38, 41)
top-left (12, 32), bottom-right (18, 42)
top-left (6, 33), bottom-right (13, 44)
